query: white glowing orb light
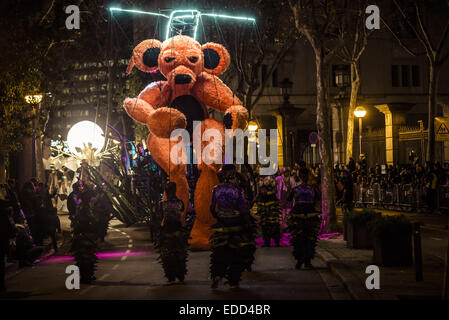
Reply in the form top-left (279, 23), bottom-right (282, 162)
top-left (67, 121), bottom-right (105, 157)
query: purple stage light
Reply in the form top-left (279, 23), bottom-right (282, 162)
top-left (255, 233), bottom-right (292, 247)
top-left (318, 233), bottom-right (342, 240)
top-left (41, 255), bottom-right (75, 264)
top-left (95, 250), bottom-right (153, 259)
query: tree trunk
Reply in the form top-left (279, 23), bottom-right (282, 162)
top-left (427, 62), bottom-right (441, 163)
top-left (0, 154), bottom-right (6, 184)
top-left (345, 62), bottom-right (360, 163)
top-left (35, 136), bottom-right (46, 183)
top-left (315, 48), bottom-right (337, 234)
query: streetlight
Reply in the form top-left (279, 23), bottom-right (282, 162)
top-left (278, 78), bottom-right (304, 166)
top-left (247, 119), bottom-right (259, 132)
top-left (280, 78), bottom-right (293, 100)
top-left (279, 78), bottom-right (293, 167)
top-left (25, 94), bottom-right (43, 104)
top-left (25, 93), bottom-right (44, 180)
top-left (334, 65), bottom-right (350, 164)
top-left (335, 65), bottom-right (351, 91)
top-left (354, 106), bottom-right (367, 159)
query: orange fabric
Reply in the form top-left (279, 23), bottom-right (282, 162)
top-left (124, 35), bottom-right (249, 250)
top-left (129, 39), bottom-right (162, 73)
top-left (201, 42), bottom-right (231, 75)
top-left (191, 165), bottom-right (219, 251)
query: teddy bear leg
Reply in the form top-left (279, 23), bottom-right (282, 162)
top-left (190, 166), bottom-right (219, 251)
top-left (188, 119), bottom-right (224, 251)
top-left (147, 134), bottom-right (189, 216)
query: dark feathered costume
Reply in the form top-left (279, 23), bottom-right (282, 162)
top-left (156, 197), bottom-right (189, 283)
top-left (209, 165), bottom-right (253, 288)
top-left (70, 185), bottom-right (99, 284)
top-left (241, 213), bottom-right (257, 272)
top-left (257, 177), bottom-right (281, 247)
top-left (288, 180), bottom-right (320, 269)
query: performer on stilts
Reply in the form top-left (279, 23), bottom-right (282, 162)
top-left (256, 176), bottom-right (281, 247)
top-left (209, 164), bottom-right (253, 289)
top-left (287, 168), bottom-right (320, 269)
top-left (157, 182), bottom-right (189, 284)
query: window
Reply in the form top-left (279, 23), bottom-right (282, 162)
top-left (412, 65), bottom-right (420, 87)
top-left (261, 65), bottom-right (268, 84)
top-left (272, 68), bottom-right (278, 87)
top-left (391, 65), bottom-right (400, 87)
top-left (392, 64), bottom-right (420, 88)
top-left (401, 65), bottom-right (410, 87)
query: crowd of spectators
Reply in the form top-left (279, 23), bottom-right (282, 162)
top-left (334, 157), bottom-right (449, 213)
top-left (0, 178), bottom-right (61, 288)
top-left (254, 156), bottom-right (449, 215)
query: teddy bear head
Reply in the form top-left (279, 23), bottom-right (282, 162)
top-left (127, 35), bottom-right (230, 90)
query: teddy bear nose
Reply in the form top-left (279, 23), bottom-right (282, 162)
top-left (174, 74), bottom-right (192, 84)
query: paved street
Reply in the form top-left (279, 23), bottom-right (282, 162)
top-left (0, 218), bottom-right (350, 300)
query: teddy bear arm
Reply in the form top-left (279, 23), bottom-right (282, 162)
top-left (193, 73), bottom-right (241, 113)
top-left (123, 98), bottom-right (154, 124)
top-left (138, 81), bottom-right (171, 108)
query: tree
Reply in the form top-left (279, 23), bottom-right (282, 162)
top-left (204, 0), bottom-right (299, 114)
top-left (383, 0), bottom-right (449, 163)
top-left (0, 0), bottom-right (134, 183)
top-left (288, 0), bottom-right (346, 233)
top-left (333, 0), bottom-right (372, 162)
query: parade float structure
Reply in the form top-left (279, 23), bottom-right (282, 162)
top-left (115, 7), bottom-right (256, 250)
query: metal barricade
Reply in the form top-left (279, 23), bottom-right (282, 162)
top-left (398, 184), bottom-right (415, 212)
top-left (439, 185), bottom-right (449, 214)
top-left (353, 182), bottom-right (429, 212)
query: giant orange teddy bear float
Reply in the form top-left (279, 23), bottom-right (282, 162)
top-left (123, 35), bottom-right (248, 250)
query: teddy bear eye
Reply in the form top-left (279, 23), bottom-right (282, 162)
top-left (188, 56), bottom-right (198, 63)
top-left (164, 57), bottom-right (175, 63)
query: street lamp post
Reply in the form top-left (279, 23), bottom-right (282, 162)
top-left (334, 65), bottom-right (350, 164)
top-left (279, 78), bottom-right (293, 167)
top-left (354, 106), bottom-right (367, 159)
top-left (25, 93), bottom-right (43, 180)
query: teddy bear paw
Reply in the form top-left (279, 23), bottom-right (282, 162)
top-left (148, 107), bottom-right (187, 138)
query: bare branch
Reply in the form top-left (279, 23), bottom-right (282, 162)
top-left (415, 4), bottom-right (435, 54)
top-left (381, 16), bottom-right (419, 57)
top-left (436, 20), bottom-right (449, 63)
top-left (39, 0), bottom-right (56, 25)
top-left (392, 0), bottom-right (432, 55)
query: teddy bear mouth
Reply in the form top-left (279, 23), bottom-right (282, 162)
top-left (174, 74), bottom-right (192, 84)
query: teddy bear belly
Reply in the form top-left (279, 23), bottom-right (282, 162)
top-left (169, 95), bottom-right (208, 137)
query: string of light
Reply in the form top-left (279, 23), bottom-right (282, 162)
top-left (109, 7), bottom-right (256, 40)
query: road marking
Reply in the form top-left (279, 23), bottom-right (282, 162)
top-left (99, 273), bottom-right (109, 281)
top-left (431, 237), bottom-right (443, 241)
top-left (128, 244), bottom-right (133, 248)
top-left (128, 239), bottom-right (133, 243)
top-left (126, 250), bottom-right (130, 253)
top-left (112, 264), bottom-right (119, 270)
top-left (121, 256), bottom-right (127, 261)
top-left (126, 235), bottom-right (131, 238)
top-left (79, 273), bottom-right (110, 295)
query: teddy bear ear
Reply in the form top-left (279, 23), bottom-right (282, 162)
top-left (127, 39), bottom-right (162, 74)
top-left (201, 42), bottom-right (230, 75)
